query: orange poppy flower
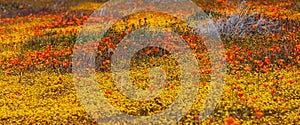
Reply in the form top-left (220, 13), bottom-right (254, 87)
top-left (46, 61), bottom-right (51, 66)
top-left (238, 92), bottom-right (244, 98)
top-left (262, 83), bottom-right (269, 88)
top-left (54, 60), bottom-right (61, 66)
top-left (224, 117), bottom-right (234, 125)
top-left (63, 62), bottom-right (68, 68)
top-left (236, 85), bottom-right (242, 91)
top-left (262, 67), bottom-right (270, 73)
top-left (256, 111), bottom-right (263, 118)
top-left (289, 80), bottom-right (295, 85)
top-left (271, 88), bottom-right (276, 95)
top-left (252, 24), bottom-right (258, 29)
top-left (169, 85), bottom-right (175, 89)
top-left (194, 115), bottom-right (201, 120)
top-left (252, 96), bottom-right (257, 103)
top-left (244, 65), bottom-right (252, 72)
top-left (271, 54), bottom-right (276, 58)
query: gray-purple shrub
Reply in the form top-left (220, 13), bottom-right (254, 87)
top-left (214, 1), bottom-right (283, 39)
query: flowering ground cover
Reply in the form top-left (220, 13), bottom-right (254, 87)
top-left (0, 0), bottom-right (300, 124)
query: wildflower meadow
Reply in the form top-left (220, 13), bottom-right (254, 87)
top-left (0, 0), bottom-right (300, 124)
